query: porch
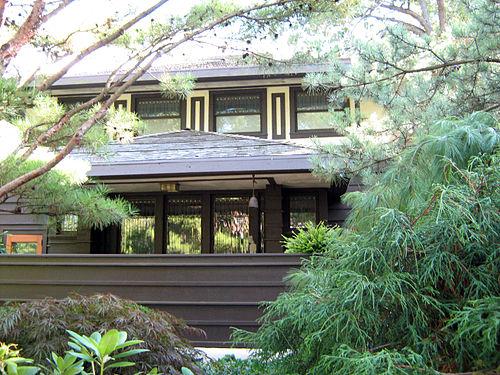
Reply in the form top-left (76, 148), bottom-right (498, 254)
top-left (0, 253), bottom-right (302, 346)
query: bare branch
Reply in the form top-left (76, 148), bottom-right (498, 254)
top-left (380, 3), bottom-right (432, 34)
top-left (436, 0), bottom-right (446, 34)
top-left (417, 0), bottom-right (433, 33)
top-left (0, 0), bottom-right (7, 27)
top-left (368, 14), bottom-right (426, 35)
top-left (0, 0), bottom-right (296, 202)
top-left (0, 0), bottom-right (46, 69)
top-left (36, 0), bottom-right (171, 91)
top-left (40, 0), bottom-right (75, 23)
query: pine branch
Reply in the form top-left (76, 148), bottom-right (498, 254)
top-left (0, 0), bottom-right (296, 203)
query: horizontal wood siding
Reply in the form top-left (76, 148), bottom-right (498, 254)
top-left (48, 230), bottom-right (92, 254)
top-left (0, 254), bottom-right (302, 346)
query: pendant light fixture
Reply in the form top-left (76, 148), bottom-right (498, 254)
top-left (248, 174), bottom-right (259, 209)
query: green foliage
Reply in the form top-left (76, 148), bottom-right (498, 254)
top-left (283, 222), bottom-right (337, 254)
top-left (235, 113), bottom-right (499, 374)
top-left (45, 353), bottom-right (84, 375)
top-left (300, 0), bottom-right (500, 183)
top-left (159, 73), bottom-right (195, 100)
top-left (0, 78), bottom-right (35, 122)
top-left (0, 158), bottom-right (134, 230)
top-left (65, 329), bottom-right (147, 375)
top-left (0, 343), bottom-right (38, 375)
top-left (0, 294), bottom-right (203, 375)
top-left (201, 355), bottom-right (269, 375)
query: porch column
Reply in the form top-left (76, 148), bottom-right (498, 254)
top-left (263, 184), bottom-right (283, 253)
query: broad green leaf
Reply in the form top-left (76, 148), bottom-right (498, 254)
top-left (105, 361), bottom-right (135, 369)
top-left (113, 348), bottom-right (149, 359)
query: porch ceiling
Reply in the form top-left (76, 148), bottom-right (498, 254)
top-left (99, 172), bottom-right (329, 193)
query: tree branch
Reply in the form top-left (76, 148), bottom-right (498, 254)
top-left (436, 0), bottom-right (446, 34)
top-left (0, 0), bottom-right (46, 69)
top-left (417, 0), bottom-right (433, 33)
top-left (36, 0), bottom-right (171, 91)
top-left (380, 3), bottom-right (431, 34)
top-left (0, 0), bottom-right (296, 202)
top-left (0, 0), bottom-right (7, 27)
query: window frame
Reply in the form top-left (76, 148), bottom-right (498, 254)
top-left (209, 89), bottom-right (267, 137)
top-left (5, 234), bottom-right (44, 255)
top-left (131, 93), bottom-right (186, 132)
top-left (289, 86), bottom-right (345, 138)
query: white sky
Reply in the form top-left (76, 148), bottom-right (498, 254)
top-left (5, 0), bottom-right (397, 80)
top-left (8, 0), bottom-right (300, 79)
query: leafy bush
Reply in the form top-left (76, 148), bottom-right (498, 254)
top-left (0, 342), bottom-right (38, 375)
top-left (235, 114), bottom-right (500, 374)
top-left (0, 294), bottom-right (204, 375)
top-left (283, 222), bottom-right (337, 254)
top-left (201, 355), bottom-right (269, 375)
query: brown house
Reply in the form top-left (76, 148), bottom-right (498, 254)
top-left (0, 61), bottom-right (365, 345)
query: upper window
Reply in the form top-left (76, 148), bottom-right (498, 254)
top-left (213, 91), bottom-right (265, 135)
top-left (134, 97), bottom-right (183, 135)
top-left (291, 88), bottom-right (344, 136)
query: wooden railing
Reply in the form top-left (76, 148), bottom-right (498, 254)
top-left (0, 253), bottom-right (303, 346)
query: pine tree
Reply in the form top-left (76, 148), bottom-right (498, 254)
top-left (236, 112), bottom-right (499, 374)
top-left (235, 1), bottom-right (500, 373)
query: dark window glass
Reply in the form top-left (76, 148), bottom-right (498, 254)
top-left (135, 97), bottom-right (181, 134)
top-left (296, 92), bottom-right (329, 112)
top-left (214, 93), bottom-right (262, 133)
top-left (136, 98), bottom-right (180, 118)
top-left (121, 199), bottom-right (155, 254)
top-left (289, 195), bottom-right (317, 230)
top-left (58, 96), bottom-right (95, 107)
top-left (166, 197), bottom-right (202, 254)
top-left (213, 197), bottom-right (250, 253)
top-left (295, 90), bottom-right (339, 131)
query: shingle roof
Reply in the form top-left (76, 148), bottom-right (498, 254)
top-left (71, 130), bottom-right (315, 178)
top-left (52, 58), bottom-right (343, 87)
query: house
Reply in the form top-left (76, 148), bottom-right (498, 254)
top-left (0, 59), bottom-right (379, 345)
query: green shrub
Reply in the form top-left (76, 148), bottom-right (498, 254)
top-left (0, 342), bottom-right (38, 375)
top-left (201, 355), bottom-right (269, 375)
top-left (283, 222), bottom-right (337, 254)
top-left (0, 294), bottom-right (204, 375)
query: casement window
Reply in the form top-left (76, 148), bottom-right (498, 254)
top-left (120, 199), bottom-right (155, 254)
top-left (213, 196), bottom-right (251, 254)
top-left (290, 88), bottom-right (344, 137)
top-left (165, 197), bottom-right (202, 254)
top-left (212, 90), bottom-right (266, 136)
top-left (288, 194), bottom-right (318, 232)
top-left (134, 96), bottom-right (185, 134)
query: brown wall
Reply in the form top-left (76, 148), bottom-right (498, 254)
top-left (0, 200), bottom-right (48, 249)
top-left (0, 253), bottom-right (302, 346)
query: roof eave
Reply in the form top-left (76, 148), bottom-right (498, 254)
top-left (87, 154), bottom-right (314, 179)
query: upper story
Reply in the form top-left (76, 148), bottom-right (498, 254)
top-left (50, 59), bottom-right (385, 144)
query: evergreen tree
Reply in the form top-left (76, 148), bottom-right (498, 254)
top-left (237, 112), bottom-right (499, 374)
top-left (235, 1), bottom-right (500, 373)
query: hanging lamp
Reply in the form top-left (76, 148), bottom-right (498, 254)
top-left (248, 174), bottom-right (259, 209)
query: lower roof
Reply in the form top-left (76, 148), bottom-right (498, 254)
top-left (71, 130), bottom-right (316, 178)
